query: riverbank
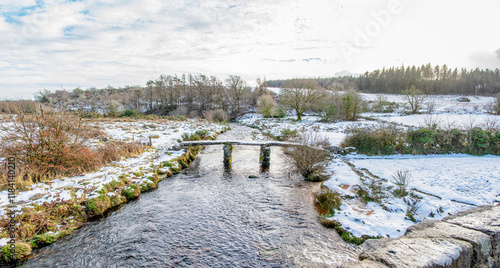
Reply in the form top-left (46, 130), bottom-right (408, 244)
top-left (236, 92), bottom-right (500, 243)
top-left (0, 118), bottom-right (229, 264)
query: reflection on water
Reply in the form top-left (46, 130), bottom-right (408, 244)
top-left (22, 124), bottom-right (359, 267)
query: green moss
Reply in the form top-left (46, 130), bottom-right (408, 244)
top-left (85, 194), bottom-right (111, 215)
top-left (319, 217), bottom-right (380, 245)
top-left (108, 180), bottom-right (125, 191)
top-left (31, 232), bottom-right (57, 248)
top-left (140, 182), bottom-right (156, 192)
top-left (178, 160), bottom-right (188, 169)
top-left (109, 194), bottom-right (127, 207)
top-left (170, 167), bottom-right (180, 175)
top-left (121, 185), bottom-right (140, 200)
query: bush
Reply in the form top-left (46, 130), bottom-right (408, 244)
top-left (181, 133), bottom-right (201, 141)
top-left (344, 125), bottom-right (500, 156)
top-left (315, 186), bottom-right (342, 215)
top-left (99, 142), bottom-right (144, 163)
top-left (0, 242), bottom-right (32, 263)
top-left (321, 89), bottom-right (366, 122)
top-left (342, 126), bottom-right (404, 155)
top-left (407, 127), bottom-right (438, 154)
top-left (203, 109), bottom-right (229, 123)
top-left (0, 100), bottom-right (47, 115)
top-left (279, 128), bottom-right (298, 141)
top-left (285, 131), bottom-right (331, 180)
top-left (119, 109), bottom-right (141, 117)
top-left (0, 109), bottom-right (145, 186)
top-left (457, 96), bottom-right (471, 102)
top-left (468, 128), bottom-right (492, 154)
top-left (0, 109), bottom-right (102, 182)
top-left (257, 94), bottom-right (280, 118)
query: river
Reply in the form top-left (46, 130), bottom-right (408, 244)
top-left (21, 124), bottom-right (360, 267)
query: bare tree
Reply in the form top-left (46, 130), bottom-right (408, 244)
top-left (225, 75), bottom-right (249, 117)
top-left (279, 79), bottom-right (324, 121)
top-left (403, 86), bottom-right (425, 114)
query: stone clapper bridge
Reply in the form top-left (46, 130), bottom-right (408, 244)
top-left (180, 140), bottom-right (345, 170)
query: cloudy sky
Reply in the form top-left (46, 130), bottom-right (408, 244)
top-left (0, 0), bottom-right (499, 99)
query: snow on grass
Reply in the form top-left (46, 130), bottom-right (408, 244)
top-left (324, 154), bottom-right (500, 238)
top-left (0, 118), bottom-right (227, 219)
top-left (239, 90), bottom-right (498, 240)
top-left (378, 113), bottom-right (500, 129)
top-left (237, 113), bottom-right (379, 146)
top-left (361, 93), bottom-right (495, 114)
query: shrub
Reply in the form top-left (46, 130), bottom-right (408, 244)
top-left (468, 128), bottom-right (491, 154)
top-left (315, 186), bottom-right (342, 215)
top-left (319, 217), bottom-right (374, 245)
top-left (203, 109), bottom-right (229, 123)
top-left (457, 96), bottom-right (471, 102)
top-left (0, 109), bottom-right (103, 183)
top-left (407, 127), bottom-right (437, 154)
top-left (342, 126), bottom-right (404, 155)
top-left (404, 195), bottom-right (422, 223)
top-left (181, 133), bottom-right (201, 141)
top-left (0, 100), bottom-right (47, 115)
top-left (285, 131), bottom-right (331, 181)
top-left (322, 90), bottom-right (366, 122)
top-left (257, 94), bottom-right (280, 118)
top-left (279, 128), bottom-right (298, 141)
top-left (99, 142), bottom-right (144, 163)
top-left (0, 242), bottom-right (31, 263)
top-left (370, 95), bottom-right (397, 113)
top-left (119, 109), bottom-right (141, 117)
top-left (320, 104), bottom-right (337, 122)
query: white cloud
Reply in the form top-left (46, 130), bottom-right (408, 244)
top-left (0, 0), bottom-right (499, 99)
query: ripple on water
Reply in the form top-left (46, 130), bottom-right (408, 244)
top-left (22, 124), bottom-right (360, 267)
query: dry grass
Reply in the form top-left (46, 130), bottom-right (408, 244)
top-left (0, 100), bottom-right (52, 115)
top-left (0, 108), bottom-right (145, 187)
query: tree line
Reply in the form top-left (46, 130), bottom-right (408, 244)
top-left (268, 64), bottom-right (500, 95)
top-left (35, 74), bottom-right (269, 119)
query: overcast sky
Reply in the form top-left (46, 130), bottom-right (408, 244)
top-left (1, 0), bottom-right (499, 99)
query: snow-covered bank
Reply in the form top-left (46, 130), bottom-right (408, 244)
top-left (237, 89), bottom-right (499, 241)
top-left (325, 154), bottom-right (500, 238)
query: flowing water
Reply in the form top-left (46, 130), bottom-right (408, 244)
top-left (21, 124), bottom-right (360, 267)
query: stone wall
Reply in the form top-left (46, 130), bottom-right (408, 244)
top-left (345, 204), bottom-right (500, 268)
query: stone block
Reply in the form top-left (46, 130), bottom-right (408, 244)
top-left (405, 220), bottom-right (492, 267)
top-left (360, 236), bottom-right (473, 267)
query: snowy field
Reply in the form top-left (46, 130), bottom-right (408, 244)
top-left (239, 92), bottom-right (500, 239)
top-left (325, 154), bottom-right (500, 238)
top-left (0, 119), bottom-right (227, 222)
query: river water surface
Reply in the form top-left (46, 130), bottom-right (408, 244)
top-left (22, 124), bottom-right (360, 267)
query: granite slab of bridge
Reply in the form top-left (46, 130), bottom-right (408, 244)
top-left (180, 140), bottom-right (344, 170)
